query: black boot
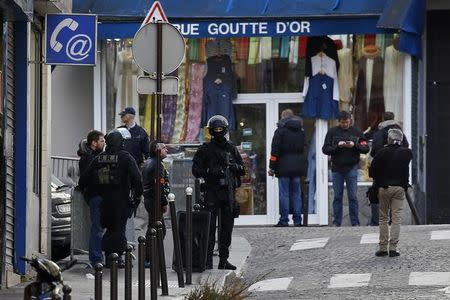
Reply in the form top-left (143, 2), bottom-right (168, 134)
top-left (218, 260), bottom-right (236, 270)
top-left (389, 250), bottom-right (400, 257)
top-left (375, 250), bottom-right (388, 257)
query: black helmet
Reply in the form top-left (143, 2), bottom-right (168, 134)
top-left (106, 128), bottom-right (131, 148)
top-left (207, 115), bottom-right (229, 138)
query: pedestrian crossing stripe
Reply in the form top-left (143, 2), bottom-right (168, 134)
top-left (249, 277), bottom-right (293, 291)
top-left (328, 273), bottom-right (371, 288)
top-left (430, 230), bottom-right (450, 240)
top-left (289, 237), bottom-right (329, 251)
top-left (360, 233), bottom-right (378, 244)
top-left (409, 272), bottom-right (450, 286)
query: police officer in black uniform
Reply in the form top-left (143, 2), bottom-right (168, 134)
top-left (79, 128), bottom-right (143, 267)
top-left (192, 115), bottom-right (245, 270)
top-left (117, 107), bottom-right (150, 166)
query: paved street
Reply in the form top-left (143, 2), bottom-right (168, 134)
top-left (235, 225), bottom-right (450, 300)
top-left (3, 224), bottom-right (450, 299)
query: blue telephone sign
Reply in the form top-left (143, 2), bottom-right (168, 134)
top-left (45, 14), bottom-right (97, 65)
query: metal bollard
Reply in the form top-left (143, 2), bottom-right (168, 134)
top-left (185, 187), bottom-right (193, 285)
top-left (94, 263), bottom-right (103, 300)
top-left (125, 244), bottom-right (133, 300)
top-left (168, 193), bottom-right (185, 288)
top-left (149, 228), bottom-right (158, 300)
top-left (62, 284), bottom-right (72, 300)
top-left (109, 253), bottom-right (119, 300)
top-left (156, 221), bottom-right (169, 295)
top-left (303, 180), bottom-right (309, 226)
top-left (138, 236), bottom-right (146, 300)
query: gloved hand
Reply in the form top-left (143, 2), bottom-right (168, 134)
top-left (232, 202), bottom-right (240, 218)
top-left (129, 195), bottom-right (142, 217)
top-left (229, 163), bottom-right (242, 173)
top-left (208, 167), bottom-right (225, 178)
top-left (133, 195), bottom-right (142, 208)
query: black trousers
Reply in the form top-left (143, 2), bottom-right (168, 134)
top-left (102, 217), bottom-right (128, 259)
top-left (206, 205), bottom-right (234, 265)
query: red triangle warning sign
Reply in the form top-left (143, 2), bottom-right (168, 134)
top-left (141, 1), bottom-right (168, 26)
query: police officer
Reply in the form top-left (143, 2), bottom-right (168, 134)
top-left (192, 115), bottom-right (245, 270)
top-left (79, 128), bottom-right (143, 267)
top-left (117, 106), bottom-right (150, 244)
top-left (118, 107), bottom-right (150, 166)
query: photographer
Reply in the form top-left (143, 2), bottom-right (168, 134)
top-left (322, 111), bottom-right (369, 227)
top-left (192, 115), bottom-right (245, 270)
top-left (370, 128), bottom-right (412, 257)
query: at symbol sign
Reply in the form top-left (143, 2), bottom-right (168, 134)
top-left (66, 34), bottom-right (92, 61)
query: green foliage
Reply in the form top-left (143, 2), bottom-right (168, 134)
top-left (185, 271), bottom-right (272, 300)
top-left (185, 275), bottom-right (252, 300)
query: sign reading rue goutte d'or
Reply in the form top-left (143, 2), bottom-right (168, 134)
top-left (173, 20), bottom-right (311, 37)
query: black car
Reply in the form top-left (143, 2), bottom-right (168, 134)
top-left (51, 175), bottom-right (72, 260)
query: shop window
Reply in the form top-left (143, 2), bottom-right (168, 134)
top-left (102, 33), bottom-right (405, 185)
top-left (103, 36), bottom-right (306, 143)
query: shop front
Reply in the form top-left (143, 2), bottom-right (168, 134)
top-left (74, 0), bottom-right (424, 226)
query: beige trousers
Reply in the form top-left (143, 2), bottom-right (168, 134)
top-left (378, 186), bottom-right (405, 251)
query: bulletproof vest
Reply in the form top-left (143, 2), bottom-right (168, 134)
top-left (93, 154), bottom-right (122, 186)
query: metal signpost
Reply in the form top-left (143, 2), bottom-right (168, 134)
top-left (132, 1), bottom-right (186, 295)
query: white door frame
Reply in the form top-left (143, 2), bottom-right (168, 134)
top-left (233, 93), bottom-right (325, 225)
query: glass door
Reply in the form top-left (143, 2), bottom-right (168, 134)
top-left (230, 103), bottom-right (268, 225)
top-left (277, 103), bottom-right (320, 224)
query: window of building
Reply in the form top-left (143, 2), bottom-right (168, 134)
top-left (102, 32), bottom-right (405, 210)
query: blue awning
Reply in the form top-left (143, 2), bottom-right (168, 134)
top-left (74, 0), bottom-right (424, 57)
top-left (98, 17), bottom-right (392, 40)
top-left (74, 0), bottom-right (387, 18)
top-left (377, 0), bottom-right (425, 57)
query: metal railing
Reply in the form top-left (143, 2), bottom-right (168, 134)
top-left (51, 156), bottom-right (80, 184)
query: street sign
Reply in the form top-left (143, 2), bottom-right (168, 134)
top-left (137, 76), bottom-right (179, 95)
top-left (45, 14), bottom-right (97, 65)
top-left (132, 22), bottom-right (185, 74)
top-left (142, 1), bottom-right (168, 26)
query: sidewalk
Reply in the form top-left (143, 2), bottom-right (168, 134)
top-left (0, 235), bottom-right (251, 299)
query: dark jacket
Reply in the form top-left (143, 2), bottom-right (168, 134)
top-left (369, 144), bottom-right (412, 188)
top-left (269, 116), bottom-right (305, 177)
top-left (118, 124), bottom-right (150, 166)
top-left (192, 139), bottom-right (245, 208)
top-left (141, 158), bottom-right (170, 214)
top-left (370, 120), bottom-right (409, 157)
top-left (77, 142), bottom-right (102, 200)
top-left (322, 125), bottom-right (369, 173)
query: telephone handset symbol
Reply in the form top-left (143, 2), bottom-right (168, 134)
top-left (50, 18), bottom-right (79, 53)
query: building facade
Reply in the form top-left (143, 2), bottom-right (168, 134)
top-left (57, 0), bottom-right (424, 226)
top-left (0, 0), bottom-right (72, 288)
